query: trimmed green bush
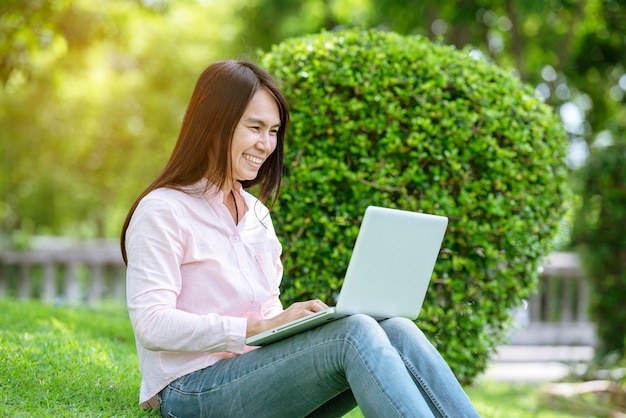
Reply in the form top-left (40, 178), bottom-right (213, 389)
top-left (572, 137), bottom-right (626, 357)
top-left (261, 28), bottom-right (569, 383)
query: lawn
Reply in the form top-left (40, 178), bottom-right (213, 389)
top-left (0, 299), bottom-right (584, 417)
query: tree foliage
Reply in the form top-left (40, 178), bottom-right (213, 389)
top-left (572, 135), bottom-right (626, 357)
top-left (240, 0), bottom-right (626, 159)
top-left (0, 0), bottom-right (245, 244)
top-left (261, 28), bottom-right (569, 383)
top-left (2, 0), bottom-right (622, 239)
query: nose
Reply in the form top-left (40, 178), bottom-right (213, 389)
top-left (257, 130), bottom-right (274, 151)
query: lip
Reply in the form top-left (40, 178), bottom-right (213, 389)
top-left (243, 153), bottom-right (264, 165)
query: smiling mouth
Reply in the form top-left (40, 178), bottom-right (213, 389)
top-left (243, 154), bottom-right (264, 165)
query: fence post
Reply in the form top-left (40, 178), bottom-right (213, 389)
top-left (42, 263), bottom-right (57, 302)
top-left (88, 264), bottom-right (105, 304)
top-left (17, 264), bottom-right (32, 300)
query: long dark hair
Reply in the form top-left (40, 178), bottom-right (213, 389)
top-left (120, 60), bottom-right (290, 264)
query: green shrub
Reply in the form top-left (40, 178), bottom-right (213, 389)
top-left (260, 28), bottom-right (569, 383)
top-left (572, 136), bottom-right (626, 357)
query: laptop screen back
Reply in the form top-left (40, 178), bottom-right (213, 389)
top-left (335, 206), bottom-right (448, 319)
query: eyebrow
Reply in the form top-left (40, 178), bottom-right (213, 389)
top-left (243, 117), bottom-right (281, 128)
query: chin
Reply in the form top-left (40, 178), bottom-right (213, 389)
top-left (244, 170), bottom-right (260, 180)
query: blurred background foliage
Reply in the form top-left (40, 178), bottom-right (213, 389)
top-left (0, 0), bottom-right (251, 241)
top-left (1, 0), bottom-right (624, 241)
top-left (1, 0), bottom-right (625, 354)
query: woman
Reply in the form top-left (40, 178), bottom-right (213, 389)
top-left (121, 60), bottom-right (480, 417)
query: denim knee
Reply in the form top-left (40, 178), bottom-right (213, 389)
top-left (380, 317), bottom-right (425, 339)
top-left (380, 316), bottom-right (414, 329)
top-left (335, 314), bottom-right (394, 351)
top-left (379, 317), bottom-right (441, 360)
top-left (341, 314), bottom-right (382, 336)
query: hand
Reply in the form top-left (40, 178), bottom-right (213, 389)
top-left (246, 299), bottom-right (329, 338)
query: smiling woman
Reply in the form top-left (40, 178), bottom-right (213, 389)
top-left (228, 88), bottom-right (282, 223)
top-left (118, 60), bottom-right (480, 418)
top-left (232, 89), bottom-right (281, 183)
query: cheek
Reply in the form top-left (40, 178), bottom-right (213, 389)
top-left (231, 142), bottom-right (247, 161)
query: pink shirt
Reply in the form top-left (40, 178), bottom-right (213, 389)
top-left (125, 180), bottom-right (284, 405)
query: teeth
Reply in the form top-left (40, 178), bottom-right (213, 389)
top-left (244, 154), bottom-right (263, 164)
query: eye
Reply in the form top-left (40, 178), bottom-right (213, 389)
top-left (249, 126), bottom-right (260, 132)
top-left (270, 127), bottom-right (279, 136)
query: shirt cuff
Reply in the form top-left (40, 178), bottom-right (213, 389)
top-left (225, 316), bottom-right (248, 354)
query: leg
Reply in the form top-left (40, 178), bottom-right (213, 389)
top-left (305, 389), bottom-right (356, 418)
top-left (379, 317), bottom-right (481, 418)
top-left (159, 315), bottom-right (436, 418)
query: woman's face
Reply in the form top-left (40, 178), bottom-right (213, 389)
top-left (230, 88), bottom-right (281, 186)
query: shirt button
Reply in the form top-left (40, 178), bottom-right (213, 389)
top-left (232, 235), bottom-right (239, 242)
top-left (242, 268), bottom-right (250, 276)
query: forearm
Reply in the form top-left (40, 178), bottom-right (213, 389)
top-left (130, 302), bottom-right (247, 353)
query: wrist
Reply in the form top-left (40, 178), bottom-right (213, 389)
top-left (246, 318), bottom-right (268, 338)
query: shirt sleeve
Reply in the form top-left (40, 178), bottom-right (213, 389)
top-left (125, 196), bottom-right (247, 354)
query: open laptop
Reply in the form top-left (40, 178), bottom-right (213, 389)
top-left (246, 205), bottom-right (448, 346)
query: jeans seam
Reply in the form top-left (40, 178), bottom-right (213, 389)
top-left (399, 352), bottom-right (448, 418)
top-left (343, 336), bottom-right (407, 417)
top-left (167, 337), bottom-right (346, 397)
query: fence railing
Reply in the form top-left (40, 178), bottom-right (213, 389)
top-left (0, 238), bottom-right (595, 346)
top-left (0, 238), bottom-right (125, 304)
top-left (509, 251), bottom-right (597, 347)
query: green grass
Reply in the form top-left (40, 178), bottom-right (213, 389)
top-left (0, 299), bottom-right (585, 417)
top-left (0, 299), bottom-right (157, 417)
top-left (342, 382), bottom-right (582, 418)
top-left (466, 381), bottom-right (584, 418)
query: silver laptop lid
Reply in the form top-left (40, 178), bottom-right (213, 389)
top-left (335, 206), bottom-right (448, 320)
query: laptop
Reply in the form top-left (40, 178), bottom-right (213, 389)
top-left (245, 205), bottom-right (448, 346)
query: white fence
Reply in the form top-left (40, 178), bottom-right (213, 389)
top-left (510, 251), bottom-right (596, 347)
top-left (0, 238), bottom-right (125, 304)
top-left (0, 238), bottom-right (596, 346)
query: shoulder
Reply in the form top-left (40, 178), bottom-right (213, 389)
top-left (141, 186), bottom-right (202, 206)
top-left (133, 187), bottom-right (205, 224)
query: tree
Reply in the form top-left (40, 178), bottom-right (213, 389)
top-left (0, 0), bottom-right (245, 244)
top-left (261, 28), bottom-right (569, 383)
top-left (240, 0), bottom-right (626, 168)
top-left (572, 135), bottom-right (626, 357)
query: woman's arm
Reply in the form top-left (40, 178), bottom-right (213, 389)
top-left (126, 196), bottom-right (248, 353)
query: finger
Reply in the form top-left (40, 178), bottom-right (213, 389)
top-left (307, 299), bottom-right (329, 312)
top-left (316, 299), bottom-right (329, 310)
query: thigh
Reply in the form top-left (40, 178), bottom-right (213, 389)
top-left (159, 318), bottom-right (357, 418)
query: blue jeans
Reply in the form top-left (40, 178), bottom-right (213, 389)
top-left (158, 315), bottom-right (480, 417)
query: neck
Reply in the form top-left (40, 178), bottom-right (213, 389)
top-left (226, 181), bottom-right (244, 225)
top-left (223, 180), bottom-right (240, 194)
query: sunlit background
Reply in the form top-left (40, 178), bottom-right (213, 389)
top-left (1, 0), bottom-right (624, 242)
top-left (2, 1), bottom-right (626, 415)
